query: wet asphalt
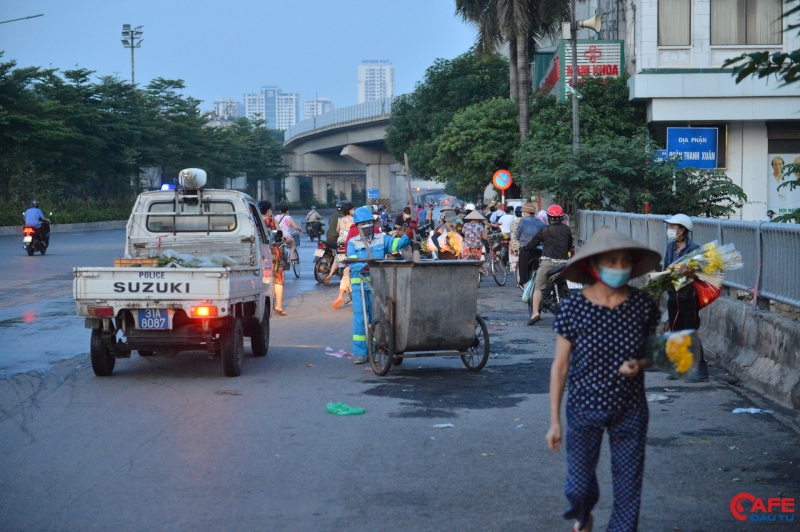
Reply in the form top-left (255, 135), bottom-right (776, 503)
top-left (1, 228), bottom-right (799, 531)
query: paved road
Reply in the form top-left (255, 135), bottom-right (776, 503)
top-left (1, 229), bottom-right (798, 531)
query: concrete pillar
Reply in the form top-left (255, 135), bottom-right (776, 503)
top-left (341, 145), bottom-right (400, 210)
top-left (312, 176), bottom-right (327, 205)
top-left (285, 174), bottom-right (301, 204)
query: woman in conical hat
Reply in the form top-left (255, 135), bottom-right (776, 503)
top-left (545, 227), bottom-right (661, 532)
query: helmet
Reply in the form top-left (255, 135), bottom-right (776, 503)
top-left (767, 210), bottom-right (775, 216)
top-left (465, 203), bottom-right (476, 211)
top-left (353, 206), bottom-right (374, 224)
top-left (336, 200), bottom-right (347, 212)
top-left (514, 206), bottom-right (522, 217)
top-left (546, 204), bottom-right (565, 221)
top-left (30, 200), bottom-right (39, 208)
top-left (664, 214), bottom-right (692, 232)
top-left (310, 205), bottom-right (316, 210)
top-left (371, 205), bottom-right (379, 213)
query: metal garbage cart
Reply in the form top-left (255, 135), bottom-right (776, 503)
top-left (356, 259), bottom-right (490, 376)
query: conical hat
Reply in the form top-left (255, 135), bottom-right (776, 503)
top-left (562, 227), bottom-right (662, 284)
top-left (464, 210), bottom-right (485, 221)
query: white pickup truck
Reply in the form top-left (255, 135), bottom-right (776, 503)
top-left (73, 169), bottom-right (274, 377)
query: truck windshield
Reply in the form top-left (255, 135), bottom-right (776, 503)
top-left (146, 200), bottom-right (237, 232)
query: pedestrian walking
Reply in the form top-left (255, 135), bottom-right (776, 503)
top-left (259, 201), bottom-right (286, 316)
top-left (546, 227), bottom-right (662, 532)
top-left (663, 214), bottom-right (708, 382)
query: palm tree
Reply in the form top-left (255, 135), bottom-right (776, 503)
top-left (455, 0), bottom-right (570, 141)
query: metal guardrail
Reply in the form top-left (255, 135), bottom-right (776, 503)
top-left (284, 97), bottom-right (395, 144)
top-left (576, 210), bottom-right (800, 309)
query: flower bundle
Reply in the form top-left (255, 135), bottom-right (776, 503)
top-left (643, 240), bottom-right (743, 302)
top-left (646, 329), bottom-right (701, 377)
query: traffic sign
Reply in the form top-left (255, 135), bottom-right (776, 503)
top-left (492, 170), bottom-right (512, 191)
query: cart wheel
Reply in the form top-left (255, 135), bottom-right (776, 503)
top-left (368, 320), bottom-right (393, 376)
top-left (492, 256), bottom-right (507, 286)
top-left (461, 316), bottom-right (490, 372)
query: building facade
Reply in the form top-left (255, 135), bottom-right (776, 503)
top-left (304, 97), bottom-right (334, 119)
top-left (357, 61), bottom-right (394, 104)
top-left (533, 0), bottom-right (800, 221)
top-left (212, 98), bottom-right (238, 120)
top-left (242, 86), bottom-right (300, 130)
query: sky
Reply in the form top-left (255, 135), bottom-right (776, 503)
top-left (0, 0), bottom-right (478, 113)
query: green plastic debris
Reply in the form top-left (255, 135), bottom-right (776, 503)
top-left (326, 402), bottom-right (365, 416)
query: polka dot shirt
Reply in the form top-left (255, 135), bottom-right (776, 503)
top-left (554, 288), bottom-right (660, 411)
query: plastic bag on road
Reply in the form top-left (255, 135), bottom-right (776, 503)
top-left (326, 402), bottom-right (365, 416)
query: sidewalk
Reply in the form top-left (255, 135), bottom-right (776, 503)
top-left (475, 275), bottom-right (799, 530)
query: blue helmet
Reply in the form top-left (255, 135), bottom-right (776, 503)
top-left (353, 206), bottom-right (373, 224)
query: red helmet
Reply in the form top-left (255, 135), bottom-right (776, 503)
top-left (546, 204), bottom-right (565, 221)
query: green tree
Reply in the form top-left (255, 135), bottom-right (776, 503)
top-left (431, 97), bottom-right (518, 198)
top-left (385, 49), bottom-right (509, 180)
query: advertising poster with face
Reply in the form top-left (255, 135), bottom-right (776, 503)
top-left (768, 154), bottom-right (800, 216)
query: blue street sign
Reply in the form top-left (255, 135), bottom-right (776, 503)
top-left (655, 150), bottom-right (667, 162)
top-left (666, 127), bottom-right (718, 169)
top-left (367, 189), bottom-right (379, 200)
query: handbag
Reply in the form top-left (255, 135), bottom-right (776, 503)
top-left (521, 279), bottom-right (534, 303)
top-left (693, 280), bottom-right (721, 309)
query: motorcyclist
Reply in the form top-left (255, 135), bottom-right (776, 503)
top-left (23, 200), bottom-right (51, 244)
top-left (325, 201), bottom-right (348, 247)
top-left (347, 206), bottom-right (415, 364)
top-left (306, 206), bottom-right (323, 223)
top-left (378, 206), bottom-right (390, 228)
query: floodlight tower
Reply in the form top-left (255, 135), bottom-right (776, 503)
top-left (120, 24), bottom-right (143, 85)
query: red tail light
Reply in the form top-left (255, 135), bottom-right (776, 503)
top-left (23, 226), bottom-right (35, 235)
top-left (317, 242), bottom-right (325, 249)
top-left (88, 306), bottom-right (115, 317)
top-left (190, 305), bottom-right (218, 317)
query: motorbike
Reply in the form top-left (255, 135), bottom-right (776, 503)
top-left (313, 240), bottom-right (345, 284)
top-left (526, 264), bottom-right (583, 317)
top-left (305, 220), bottom-right (323, 241)
top-left (22, 213), bottom-right (51, 256)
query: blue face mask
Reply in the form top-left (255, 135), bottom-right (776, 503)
top-left (599, 266), bottom-right (631, 288)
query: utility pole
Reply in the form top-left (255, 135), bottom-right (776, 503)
top-left (121, 24), bottom-right (144, 85)
top-left (571, 0), bottom-right (579, 154)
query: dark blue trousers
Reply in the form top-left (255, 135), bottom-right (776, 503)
top-left (564, 404), bottom-right (648, 532)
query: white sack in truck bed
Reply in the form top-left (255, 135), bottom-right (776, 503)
top-left (157, 249), bottom-right (239, 268)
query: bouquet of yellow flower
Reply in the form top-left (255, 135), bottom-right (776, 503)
top-left (646, 330), bottom-right (701, 377)
top-left (643, 240), bottom-right (743, 302)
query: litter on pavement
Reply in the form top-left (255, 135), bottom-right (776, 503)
top-left (325, 348), bottom-right (352, 358)
top-left (433, 423), bottom-right (455, 429)
top-left (646, 393), bottom-right (669, 402)
top-left (326, 402), bottom-right (365, 416)
top-left (732, 408), bottom-right (773, 414)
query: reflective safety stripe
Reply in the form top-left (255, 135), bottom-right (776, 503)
top-left (348, 255), bottom-right (358, 259)
top-left (350, 276), bottom-right (370, 284)
top-left (353, 334), bottom-right (366, 341)
top-left (391, 239), bottom-right (400, 253)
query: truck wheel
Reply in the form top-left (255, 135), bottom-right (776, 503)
top-left (137, 350), bottom-right (155, 357)
top-left (221, 318), bottom-right (244, 377)
top-left (90, 329), bottom-right (115, 376)
top-left (250, 315), bottom-right (270, 357)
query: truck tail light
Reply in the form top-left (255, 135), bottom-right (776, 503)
top-left (190, 305), bottom-right (218, 317)
top-left (89, 306), bottom-right (115, 317)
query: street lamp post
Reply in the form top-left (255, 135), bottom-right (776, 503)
top-left (121, 24), bottom-right (143, 85)
top-left (571, 0), bottom-right (579, 154)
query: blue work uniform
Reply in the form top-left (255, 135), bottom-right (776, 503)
top-left (347, 233), bottom-right (411, 356)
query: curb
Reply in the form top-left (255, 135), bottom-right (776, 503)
top-left (0, 220), bottom-right (128, 236)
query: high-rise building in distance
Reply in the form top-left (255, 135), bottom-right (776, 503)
top-left (304, 97), bottom-right (334, 119)
top-left (358, 60), bottom-right (394, 104)
top-left (213, 99), bottom-right (238, 120)
top-left (243, 86), bottom-right (300, 129)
